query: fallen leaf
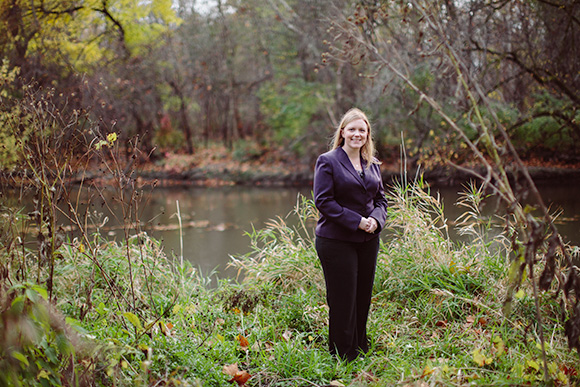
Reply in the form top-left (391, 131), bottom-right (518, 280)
top-left (223, 363), bottom-right (239, 376)
top-left (493, 336), bottom-right (505, 357)
top-left (282, 330), bottom-right (292, 342)
top-left (421, 364), bottom-right (435, 378)
top-left (223, 363), bottom-right (252, 386)
top-left (159, 321), bottom-right (173, 336)
top-left (237, 335), bottom-right (249, 349)
top-left (472, 349), bottom-right (493, 367)
top-left (230, 371), bottom-right (251, 386)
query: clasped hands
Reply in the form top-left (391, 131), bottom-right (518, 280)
top-left (359, 217), bottom-right (378, 234)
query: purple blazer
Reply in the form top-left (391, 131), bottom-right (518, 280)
top-left (313, 147), bottom-right (389, 243)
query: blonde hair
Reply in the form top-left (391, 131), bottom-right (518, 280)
top-left (331, 107), bottom-right (379, 168)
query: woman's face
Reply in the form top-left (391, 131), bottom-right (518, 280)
top-left (341, 118), bottom-right (368, 152)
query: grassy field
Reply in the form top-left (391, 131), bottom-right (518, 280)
top-left (1, 183), bottom-right (578, 386)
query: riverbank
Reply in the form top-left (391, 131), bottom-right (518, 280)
top-left (3, 146), bottom-right (580, 189)
top-left (101, 155), bottom-right (580, 188)
top-left (113, 147), bottom-right (580, 188)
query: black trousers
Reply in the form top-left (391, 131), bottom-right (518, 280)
top-left (315, 236), bottom-right (379, 361)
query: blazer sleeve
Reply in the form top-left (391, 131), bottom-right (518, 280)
top-left (314, 153), bottom-right (363, 232)
top-left (368, 164), bottom-right (389, 233)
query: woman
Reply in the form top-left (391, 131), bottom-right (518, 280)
top-left (313, 107), bottom-right (388, 362)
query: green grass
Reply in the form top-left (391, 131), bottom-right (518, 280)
top-left (1, 185), bottom-right (578, 386)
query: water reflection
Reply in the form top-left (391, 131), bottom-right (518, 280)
top-left (111, 186), bottom-right (312, 279)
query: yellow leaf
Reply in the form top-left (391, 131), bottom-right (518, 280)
top-left (421, 364), bottom-right (434, 377)
top-left (493, 336), bottom-right (505, 357)
top-left (95, 140), bottom-right (108, 150)
top-left (557, 371), bottom-right (568, 384)
top-left (473, 349), bottom-right (484, 366)
top-left (515, 289), bottom-right (525, 299)
top-left (473, 349), bottom-right (492, 367)
top-left (107, 132), bottom-right (117, 144)
top-left (527, 359), bottom-right (540, 372)
top-left (547, 362), bottom-right (558, 374)
top-left (449, 260), bottom-right (457, 274)
top-left (37, 370), bottom-right (50, 380)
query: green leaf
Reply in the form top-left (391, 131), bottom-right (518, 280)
top-left (32, 285), bottom-right (48, 300)
top-left (123, 312), bottom-right (142, 331)
top-left (11, 351), bottom-right (29, 367)
top-left (65, 316), bottom-right (88, 335)
top-left (55, 333), bottom-right (72, 355)
top-left (25, 288), bottom-right (39, 303)
top-left (8, 283), bottom-right (25, 293)
top-left (96, 302), bottom-right (108, 315)
top-left (45, 347), bottom-right (58, 364)
top-left (11, 295), bottom-right (25, 314)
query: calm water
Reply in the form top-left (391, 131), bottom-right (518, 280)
top-left (2, 180), bottom-right (579, 279)
top-left (435, 181), bottom-right (580, 245)
top-left (138, 186), bottom-right (312, 278)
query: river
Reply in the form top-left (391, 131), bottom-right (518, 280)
top-left (2, 179), bottom-right (579, 279)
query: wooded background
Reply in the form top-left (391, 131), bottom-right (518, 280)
top-left (1, 0), bottom-right (579, 170)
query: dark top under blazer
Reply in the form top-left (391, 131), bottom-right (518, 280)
top-left (314, 147), bottom-right (389, 243)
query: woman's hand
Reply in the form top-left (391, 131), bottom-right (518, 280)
top-left (358, 217), bottom-right (378, 234)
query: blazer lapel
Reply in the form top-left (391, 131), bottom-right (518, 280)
top-left (336, 148), bottom-right (366, 187)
